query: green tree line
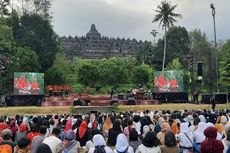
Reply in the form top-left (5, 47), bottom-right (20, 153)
top-left (0, 0), bottom-right (229, 95)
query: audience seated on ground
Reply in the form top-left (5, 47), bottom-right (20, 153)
top-left (0, 108), bottom-right (229, 153)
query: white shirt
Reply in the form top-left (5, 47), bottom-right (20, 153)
top-left (176, 132), bottom-right (194, 148)
top-left (133, 121), bottom-right (141, 135)
top-left (193, 131), bottom-right (205, 143)
top-left (222, 139), bottom-right (229, 153)
top-left (135, 144), bottom-right (161, 153)
top-left (85, 140), bottom-right (94, 152)
top-left (113, 146), bottom-right (134, 153)
top-left (43, 135), bottom-right (62, 153)
top-left (88, 146), bottom-right (113, 153)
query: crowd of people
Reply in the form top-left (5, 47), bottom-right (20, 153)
top-left (0, 108), bottom-right (230, 153)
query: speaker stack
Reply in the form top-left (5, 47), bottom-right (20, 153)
top-left (197, 62), bottom-right (203, 80)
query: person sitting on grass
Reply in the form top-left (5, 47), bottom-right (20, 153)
top-left (56, 130), bottom-right (81, 153)
top-left (88, 134), bottom-right (112, 153)
top-left (31, 126), bottom-right (47, 153)
top-left (15, 138), bottom-right (31, 153)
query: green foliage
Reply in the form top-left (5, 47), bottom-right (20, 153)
top-left (0, 0), bottom-right (11, 17)
top-left (45, 51), bottom-right (70, 85)
top-left (131, 64), bottom-right (153, 87)
top-left (153, 1), bottom-right (182, 28)
top-left (12, 47), bottom-right (41, 72)
top-left (166, 58), bottom-right (183, 70)
top-left (189, 29), bottom-right (215, 92)
top-left (153, 26), bottom-right (189, 70)
top-left (9, 13), bottom-right (59, 71)
top-left (153, 1), bottom-right (182, 70)
top-left (72, 57), bottom-right (135, 88)
top-left (189, 29), bottom-right (211, 53)
top-left (45, 66), bottom-right (65, 85)
top-left (0, 19), bottom-right (14, 54)
top-left (219, 40), bottom-right (230, 90)
top-left (78, 63), bottom-right (99, 87)
top-left (98, 58), bottom-right (130, 85)
top-left (166, 26), bottom-right (190, 63)
top-left (135, 44), bottom-right (155, 65)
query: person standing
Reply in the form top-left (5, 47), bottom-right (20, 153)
top-left (193, 90), bottom-right (199, 104)
top-left (210, 96), bottom-right (216, 110)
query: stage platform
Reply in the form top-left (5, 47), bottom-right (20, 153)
top-left (41, 96), bottom-right (160, 107)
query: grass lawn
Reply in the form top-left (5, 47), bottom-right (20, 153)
top-left (0, 103), bottom-right (229, 116)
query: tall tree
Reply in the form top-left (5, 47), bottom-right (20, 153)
top-left (0, 0), bottom-right (11, 17)
top-left (12, 47), bottom-right (40, 72)
top-left (166, 58), bottom-right (182, 70)
top-left (189, 29), bottom-right (215, 92)
top-left (153, 1), bottom-right (181, 71)
top-left (219, 40), bottom-right (230, 90)
top-left (152, 26), bottom-right (189, 70)
top-left (9, 13), bottom-right (59, 71)
top-left (131, 64), bottom-right (152, 87)
top-left (33, 0), bottom-right (52, 20)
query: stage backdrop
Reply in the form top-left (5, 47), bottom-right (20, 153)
top-left (154, 70), bottom-right (184, 92)
top-left (14, 72), bottom-right (44, 95)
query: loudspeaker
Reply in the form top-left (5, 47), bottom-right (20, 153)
top-left (198, 62), bottom-right (203, 76)
top-left (214, 93), bottom-right (228, 104)
top-left (201, 94), bottom-right (213, 104)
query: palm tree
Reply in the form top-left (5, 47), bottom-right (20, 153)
top-left (153, 1), bottom-right (181, 71)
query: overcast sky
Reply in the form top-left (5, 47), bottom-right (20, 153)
top-left (51, 0), bottom-right (230, 42)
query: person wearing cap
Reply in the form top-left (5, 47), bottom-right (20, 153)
top-left (0, 128), bottom-right (16, 153)
top-left (55, 130), bottom-right (80, 153)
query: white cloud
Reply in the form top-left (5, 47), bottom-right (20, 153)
top-left (51, 0), bottom-right (230, 41)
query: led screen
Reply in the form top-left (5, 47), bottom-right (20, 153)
top-left (14, 72), bottom-right (44, 95)
top-left (154, 70), bottom-right (184, 92)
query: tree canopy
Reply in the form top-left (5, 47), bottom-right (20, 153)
top-left (219, 40), bottom-right (230, 90)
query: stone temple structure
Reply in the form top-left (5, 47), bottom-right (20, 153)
top-left (59, 24), bottom-right (151, 59)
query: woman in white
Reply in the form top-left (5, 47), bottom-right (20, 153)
top-left (193, 122), bottom-right (206, 152)
top-left (176, 122), bottom-right (194, 153)
top-left (136, 131), bottom-right (161, 153)
top-left (113, 133), bottom-right (134, 153)
top-left (88, 134), bottom-right (112, 153)
top-left (142, 125), bottom-right (150, 138)
top-left (198, 115), bottom-right (206, 123)
top-left (222, 124), bottom-right (230, 153)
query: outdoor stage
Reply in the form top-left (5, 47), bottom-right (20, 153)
top-left (41, 95), bottom-right (160, 107)
top-left (41, 91), bottom-right (229, 107)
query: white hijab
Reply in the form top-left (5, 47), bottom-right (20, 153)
top-left (206, 122), bottom-right (215, 128)
top-left (187, 115), bottom-right (194, 125)
top-left (142, 125), bottom-right (150, 138)
top-left (198, 115), bottom-right (206, 123)
top-left (180, 122), bottom-right (190, 133)
top-left (196, 122), bottom-right (207, 133)
top-left (93, 134), bottom-right (106, 147)
top-left (116, 133), bottom-right (129, 152)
